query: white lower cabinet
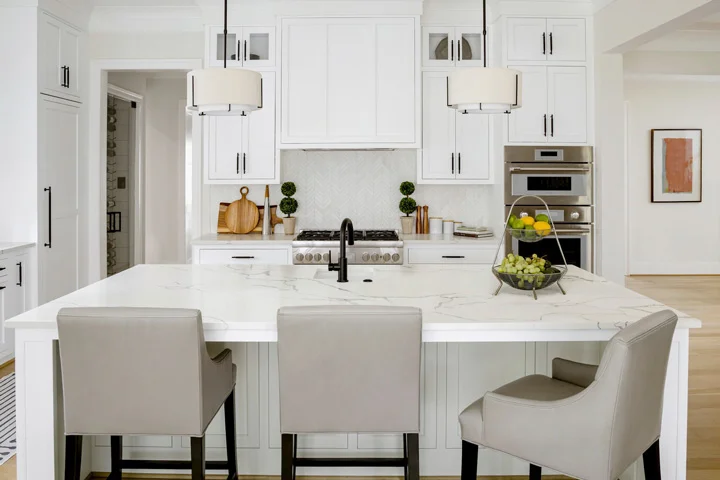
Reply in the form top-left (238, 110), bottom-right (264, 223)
top-left (0, 249), bottom-right (31, 363)
top-left (196, 248), bottom-right (291, 265)
top-left (406, 246), bottom-right (496, 264)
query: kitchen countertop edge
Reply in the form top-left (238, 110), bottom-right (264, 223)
top-left (0, 242), bottom-right (36, 255)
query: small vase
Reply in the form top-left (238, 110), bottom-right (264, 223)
top-left (400, 216), bottom-right (414, 234)
top-left (283, 217), bottom-right (297, 235)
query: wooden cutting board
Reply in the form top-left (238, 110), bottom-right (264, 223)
top-left (252, 205), bottom-right (284, 233)
top-left (225, 187), bottom-right (259, 234)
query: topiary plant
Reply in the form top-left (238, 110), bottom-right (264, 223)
top-left (280, 182), bottom-right (298, 217)
top-left (399, 181), bottom-right (417, 216)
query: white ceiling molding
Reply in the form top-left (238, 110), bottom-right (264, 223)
top-left (593, 0), bottom-right (616, 13)
top-left (494, 0), bottom-right (594, 18)
top-left (270, 0), bottom-right (423, 16)
top-left (625, 73), bottom-right (720, 83)
top-left (636, 29), bottom-right (720, 52)
top-left (89, 6), bottom-right (204, 32)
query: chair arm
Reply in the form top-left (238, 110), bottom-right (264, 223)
top-left (552, 358), bottom-right (598, 388)
top-left (211, 348), bottom-right (233, 365)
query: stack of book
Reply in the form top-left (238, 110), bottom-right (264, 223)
top-left (454, 226), bottom-right (494, 239)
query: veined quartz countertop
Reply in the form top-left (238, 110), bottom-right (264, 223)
top-left (191, 233), bottom-right (495, 246)
top-left (0, 242), bottom-right (35, 255)
top-left (8, 264), bottom-right (700, 337)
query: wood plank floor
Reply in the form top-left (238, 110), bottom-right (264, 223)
top-left (0, 275), bottom-right (716, 479)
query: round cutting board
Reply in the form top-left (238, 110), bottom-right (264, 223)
top-left (225, 186), bottom-right (259, 234)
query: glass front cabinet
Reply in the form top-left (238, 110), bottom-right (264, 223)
top-left (422, 26), bottom-right (484, 68)
top-left (208, 26), bottom-right (275, 68)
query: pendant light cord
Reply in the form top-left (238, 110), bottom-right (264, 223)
top-left (482, 0), bottom-right (487, 68)
top-left (223, 0), bottom-right (228, 69)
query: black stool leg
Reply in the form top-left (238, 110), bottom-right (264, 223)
top-left (405, 433), bottom-right (419, 480)
top-left (530, 463), bottom-right (541, 480)
top-left (64, 435), bottom-right (82, 480)
top-left (109, 436), bottom-right (122, 480)
top-left (461, 440), bottom-right (478, 480)
top-left (643, 439), bottom-right (661, 480)
top-left (292, 434), bottom-right (298, 480)
top-left (403, 434), bottom-right (409, 480)
top-left (224, 390), bottom-right (238, 479)
top-left (281, 434), bottom-right (294, 480)
top-left (191, 436), bottom-right (205, 480)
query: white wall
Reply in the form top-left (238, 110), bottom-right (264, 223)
top-left (203, 150), bottom-right (503, 235)
top-left (625, 51), bottom-right (720, 76)
top-left (625, 77), bottom-right (720, 274)
top-left (108, 73), bottom-right (188, 264)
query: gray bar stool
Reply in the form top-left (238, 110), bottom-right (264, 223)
top-left (277, 305), bottom-right (423, 480)
top-left (57, 307), bottom-right (238, 480)
top-left (459, 310), bottom-right (678, 480)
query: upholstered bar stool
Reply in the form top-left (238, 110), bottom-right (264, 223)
top-left (57, 307), bottom-right (238, 480)
top-left (459, 310), bottom-right (678, 480)
top-left (277, 305), bottom-right (423, 480)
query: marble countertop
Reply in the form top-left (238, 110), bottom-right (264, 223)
top-left (192, 233), bottom-right (496, 247)
top-left (400, 234), bottom-right (496, 246)
top-left (0, 242), bottom-right (35, 255)
top-left (8, 264), bottom-right (700, 338)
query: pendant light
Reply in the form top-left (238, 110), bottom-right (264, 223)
top-left (187, 0), bottom-right (262, 116)
top-left (447, 0), bottom-right (522, 114)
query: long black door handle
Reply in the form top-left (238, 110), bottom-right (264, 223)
top-left (44, 186), bottom-right (52, 248)
top-left (451, 153), bottom-right (455, 174)
top-left (60, 66), bottom-right (66, 87)
top-left (237, 40), bottom-right (241, 61)
top-left (244, 40), bottom-right (248, 61)
top-left (243, 153), bottom-right (246, 174)
top-left (16, 262), bottom-right (22, 286)
top-left (458, 153), bottom-right (462, 175)
top-left (542, 33), bottom-right (546, 55)
top-left (457, 40), bottom-right (461, 62)
top-left (450, 37), bottom-right (454, 61)
top-left (551, 114), bottom-right (555, 137)
top-left (236, 153), bottom-right (240, 174)
top-left (67, 66), bottom-right (70, 88)
top-left (543, 114), bottom-right (547, 137)
top-left (549, 32), bottom-right (553, 55)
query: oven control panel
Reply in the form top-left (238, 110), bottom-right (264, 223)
top-left (293, 248), bottom-right (403, 265)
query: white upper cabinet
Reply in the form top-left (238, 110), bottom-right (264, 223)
top-left (508, 65), bottom-right (587, 144)
top-left (207, 26), bottom-right (275, 68)
top-left (281, 17), bottom-right (418, 148)
top-left (205, 72), bottom-right (277, 184)
top-left (423, 26), bottom-right (484, 68)
top-left (506, 17), bottom-right (585, 63)
top-left (39, 13), bottom-right (82, 100)
top-left (421, 72), bottom-right (492, 184)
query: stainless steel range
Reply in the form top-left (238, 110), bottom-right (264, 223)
top-left (292, 230), bottom-right (403, 265)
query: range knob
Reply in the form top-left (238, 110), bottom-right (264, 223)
top-left (323, 253), bottom-right (330, 263)
top-left (569, 211), bottom-right (580, 221)
top-left (304, 255), bottom-right (313, 263)
top-left (371, 253), bottom-right (380, 262)
top-left (314, 253), bottom-right (322, 262)
top-left (519, 211), bottom-right (529, 218)
top-left (362, 253), bottom-right (370, 262)
top-left (391, 253), bottom-right (400, 263)
top-left (295, 253), bottom-right (304, 262)
top-left (383, 253), bottom-right (391, 262)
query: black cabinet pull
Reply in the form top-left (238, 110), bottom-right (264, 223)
top-left (549, 32), bottom-right (553, 55)
top-left (60, 66), bottom-right (66, 87)
top-left (457, 40), bottom-right (461, 62)
top-left (231, 256), bottom-right (255, 259)
top-left (236, 153), bottom-right (240, 175)
top-left (0, 267), bottom-right (5, 272)
top-left (543, 114), bottom-right (547, 137)
top-left (550, 114), bottom-right (555, 137)
top-left (450, 37), bottom-right (454, 61)
top-left (16, 262), bottom-right (22, 287)
top-left (44, 186), bottom-right (52, 248)
top-left (243, 153), bottom-right (246, 174)
top-left (451, 153), bottom-right (455, 174)
top-left (67, 66), bottom-right (70, 88)
top-left (237, 40), bottom-right (241, 61)
top-left (442, 255), bottom-right (465, 259)
top-left (244, 40), bottom-right (247, 61)
top-left (0, 286), bottom-right (5, 291)
top-left (542, 33), bottom-right (546, 55)
top-left (458, 153), bottom-right (462, 174)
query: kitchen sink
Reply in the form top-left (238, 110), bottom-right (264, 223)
top-left (313, 267), bottom-right (374, 282)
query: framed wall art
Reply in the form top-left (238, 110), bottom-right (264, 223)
top-left (651, 129), bottom-right (702, 203)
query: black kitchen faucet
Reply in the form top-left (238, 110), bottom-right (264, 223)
top-left (328, 218), bottom-right (354, 282)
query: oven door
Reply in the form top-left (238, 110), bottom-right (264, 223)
top-left (507, 225), bottom-right (594, 272)
top-left (504, 163), bottom-right (593, 205)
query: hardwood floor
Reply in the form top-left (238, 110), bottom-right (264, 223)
top-left (0, 275), bottom-right (717, 479)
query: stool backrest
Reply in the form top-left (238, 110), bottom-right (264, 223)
top-left (277, 305), bottom-right (422, 434)
top-left (57, 307), bottom-right (207, 436)
top-left (594, 309), bottom-right (678, 478)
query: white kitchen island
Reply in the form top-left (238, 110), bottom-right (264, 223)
top-left (9, 264), bottom-right (700, 480)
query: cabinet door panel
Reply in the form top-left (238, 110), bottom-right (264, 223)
top-left (456, 26), bottom-right (485, 67)
top-left (282, 22), bottom-right (328, 142)
top-left (548, 67), bottom-right (587, 143)
top-left (423, 26), bottom-right (455, 67)
top-left (327, 22), bottom-right (376, 138)
top-left (376, 20), bottom-right (416, 141)
top-left (206, 115), bottom-right (243, 181)
top-left (508, 66), bottom-right (548, 143)
top-left (245, 72), bottom-right (276, 180)
top-left (208, 26), bottom-right (243, 68)
top-left (506, 18), bottom-right (547, 62)
top-left (455, 113), bottom-right (490, 181)
top-left (61, 26), bottom-right (81, 98)
top-left (422, 72), bottom-right (455, 180)
top-left (243, 27), bottom-right (275, 68)
top-left (546, 19), bottom-right (586, 62)
top-left (39, 100), bottom-right (80, 303)
top-left (39, 15), bottom-right (63, 95)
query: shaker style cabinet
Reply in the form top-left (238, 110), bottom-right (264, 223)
top-left (0, 250), bottom-right (29, 363)
top-left (508, 66), bottom-right (587, 144)
top-left (422, 26), bottom-right (485, 67)
top-left (207, 26), bottom-right (275, 68)
top-left (281, 17), bottom-right (417, 147)
top-left (421, 72), bottom-right (491, 183)
top-left (204, 72), bottom-right (277, 183)
top-left (506, 17), bottom-right (585, 63)
top-left (38, 97), bottom-right (80, 303)
top-left (39, 12), bottom-right (82, 100)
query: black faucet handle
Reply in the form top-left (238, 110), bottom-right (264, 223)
top-left (328, 250), bottom-right (340, 271)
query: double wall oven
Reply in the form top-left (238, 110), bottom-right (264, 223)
top-left (504, 146), bottom-right (594, 271)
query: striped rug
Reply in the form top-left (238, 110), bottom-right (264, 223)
top-left (0, 373), bottom-right (15, 466)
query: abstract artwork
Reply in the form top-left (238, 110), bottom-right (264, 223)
top-left (651, 129), bottom-right (702, 203)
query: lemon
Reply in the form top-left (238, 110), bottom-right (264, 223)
top-left (520, 216), bottom-right (535, 226)
top-left (533, 221), bottom-right (551, 236)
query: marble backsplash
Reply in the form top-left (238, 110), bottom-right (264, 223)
top-left (203, 150), bottom-right (502, 234)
